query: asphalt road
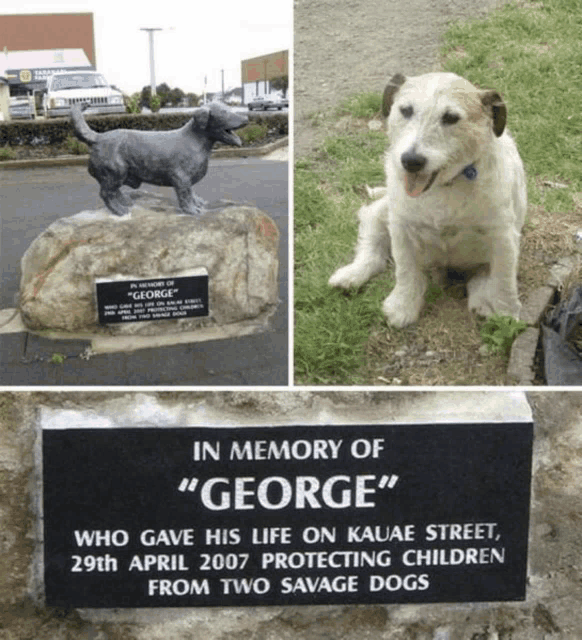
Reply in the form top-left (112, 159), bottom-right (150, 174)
top-left (0, 156), bottom-right (288, 386)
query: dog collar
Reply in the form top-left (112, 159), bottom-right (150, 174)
top-left (462, 164), bottom-right (478, 180)
top-left (444, 164), bottom-right (478, 188)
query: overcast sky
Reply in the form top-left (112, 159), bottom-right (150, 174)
top-left (3, 0), bottom-right (291, 95)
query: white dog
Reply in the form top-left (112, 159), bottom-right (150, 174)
top-left (329, 72), bottom-right (527, 328)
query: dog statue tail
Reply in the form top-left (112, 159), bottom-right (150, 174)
top-left (70, 104), bottom-right (99, 145)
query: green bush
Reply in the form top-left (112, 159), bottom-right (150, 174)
top-left (0, 145), bottom-right (15, 160)
top-left (125, 93), bottom-right (141, 114)
top-left (238, 122), bottom-right (269, 144)
top-left (65, 135), bottom-right (88, 155)
top-left (150, 94), bottom-right (161, 113)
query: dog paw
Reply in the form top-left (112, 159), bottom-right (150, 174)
top-left (469, 294), bottom-right (521, 319)
top-left (468, 284), bottom-right (521, 319)
top-left (105, 204), bottom-right (130, 216)
top-left (328, 264), bottom-right (370, 288)
top-left (382, 292), bottom-right (422, 328)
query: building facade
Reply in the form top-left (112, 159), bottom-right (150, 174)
top-left (0, 13), bottom-right (95, 96)
top-left (241, 50), bottom-right (288, 104)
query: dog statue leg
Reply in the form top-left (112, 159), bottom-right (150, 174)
top-left (91, 166), bottom-right (130, 215)
top-left (190, 189), bottom-right (207, 210)
top-left (100, 188), bottom-right (130, 215)
top-left (173, 184), bottom-right (207, 216)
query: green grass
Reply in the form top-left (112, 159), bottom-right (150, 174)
top-left (441, 0), bottom-right (582, 210)
top-left (337, 92), bottom-right (383, 119)
top-left (295, 0), bottom-right (582, 385)
top-left (295, 129), bottom-right (389, 384)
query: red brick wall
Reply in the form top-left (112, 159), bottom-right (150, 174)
top-left (0, 13), bottom-right (95, 65)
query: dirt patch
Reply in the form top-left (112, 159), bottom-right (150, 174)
top-left (357, 194), bottom-right (582, 386)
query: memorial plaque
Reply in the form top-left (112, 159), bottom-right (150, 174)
top-left (95, 271), bottom-right (208, 324)
top-left (43, 423), bottom-right (533, 608)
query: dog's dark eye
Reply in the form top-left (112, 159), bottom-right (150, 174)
top-left (442, 112), bottom-right (460, 125)
top-left (400, 105), bottom-right (413, 119)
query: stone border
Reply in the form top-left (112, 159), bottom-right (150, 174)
top-left (0, 137), bottom-right (288, 171)
top-left (506, 254), bottom-right (581, 385)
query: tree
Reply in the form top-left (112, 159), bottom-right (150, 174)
top-left (167, 87), bottom-right (185, 107)
top-left (270, 75), bottom-right (288, 98)
top-left (140, 85), bottom-right (200, 110)
top-left (156, 83), bottom-right (172, 107)
top-left (140, 85), bottom-right (152, 109)
top-left (185, 93), bottom-right (200, 107)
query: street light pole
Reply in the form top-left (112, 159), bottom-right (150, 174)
top-left (140, 28), bottom-right (162, 96)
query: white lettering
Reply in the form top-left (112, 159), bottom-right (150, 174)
top-left (425, 523), bottom-right (498, 541)
top-left (280, 575), bottom-right (359, 594)
top-left (197, 475), bottom-right (378, 510)
top-left (139, 529), bottom-right (195, 546)
top-left (148, 578), bottom-right (209, 596)
top-left (229, 439), bottom-right (343, 461)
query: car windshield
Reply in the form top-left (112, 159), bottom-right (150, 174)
top-left (51, 73), bottom-right (108, 91)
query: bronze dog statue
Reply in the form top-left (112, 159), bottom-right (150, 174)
top-left (71, 103), bottom-right (248, 215)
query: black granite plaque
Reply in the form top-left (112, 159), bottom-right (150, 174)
top-left (43, 423), bottom-right (533, 608)
top-left (95, 272), bottom-right (208, 324)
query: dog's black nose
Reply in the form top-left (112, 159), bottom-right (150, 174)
top-left (401, 150), bottom-right (427, 173)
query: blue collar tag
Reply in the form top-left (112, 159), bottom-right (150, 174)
top-left (462, 164), bottom-right (478, 180)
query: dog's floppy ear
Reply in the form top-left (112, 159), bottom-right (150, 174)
top-left (382, 73), bottom-right (406, 118)
top-left (481, 90), bottom-right (507, 137)
top-left (192, 106), bottom-right (210, 129)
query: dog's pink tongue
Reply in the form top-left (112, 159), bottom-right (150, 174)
top-left (404, 173), bottom-right (429, 198)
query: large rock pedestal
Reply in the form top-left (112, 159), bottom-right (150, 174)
top-left (19, 193), bottom-right (279, 336)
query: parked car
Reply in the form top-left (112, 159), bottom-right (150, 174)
top-left (247, 95), bottom-right (288, 111)
top-left (248, 96), bottom-right (274, 111)
top-left (271, 95), bottom-right (289, 110)
top-left (9, 96), bottom-right (35, 119)
top-left (42, 71), bottom-right (125, 118)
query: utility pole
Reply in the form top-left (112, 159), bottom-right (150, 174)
top-left (140, 28), bottom-right (162, 96)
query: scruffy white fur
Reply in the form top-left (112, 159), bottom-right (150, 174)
top-left (329, 72), bottom-right (527, 328)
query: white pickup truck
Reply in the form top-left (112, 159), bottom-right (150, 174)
top-left (42, 70), bottom-right (125, 118)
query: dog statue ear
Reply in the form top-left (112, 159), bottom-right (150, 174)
top-left (193, 107), bottom-right (210, 129)
top-left (382, 73), bottom-right (406, 118)
top-left (481, 90), bottom-right (507, 137)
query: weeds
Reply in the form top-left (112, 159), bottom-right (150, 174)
top-left (239, 123), bottom-right (269, 145)
top-left (0, 145), bottom-right (15, 160)
top-left (126, 93), bottom-right (141, 114)
top-left (65, 135), bottom-right (88, 155)
top-left (480, 315), bottom-right (528, 356)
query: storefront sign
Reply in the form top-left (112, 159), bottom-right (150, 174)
top-left (43, 423), bottom-right (533, 608)
top-left (5, 66), bottom-right (94, 86)
top-left (95, 272), bottom-right (209, 324)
